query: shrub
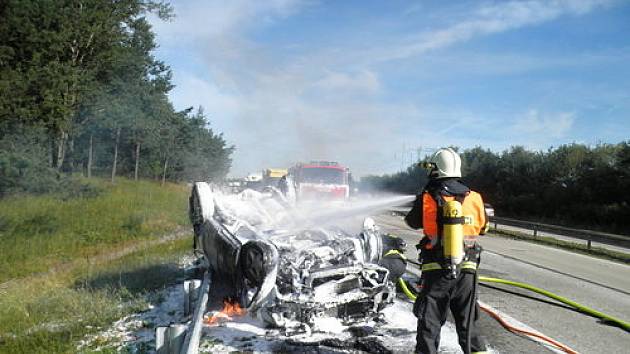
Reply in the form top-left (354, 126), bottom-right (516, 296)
top-left (0, 127), bottom-right (61, 197)
top-left (14, 212), bottom-right (60, 235)
top-left (56, 180), bottom-right (104, 200)
top-left (121, 213), bottom-right (145, 235)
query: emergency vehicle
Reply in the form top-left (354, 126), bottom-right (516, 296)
top-left (289, 161), bottom-right (350, 201)
top-left (262, 168), bottom-right (288, 188)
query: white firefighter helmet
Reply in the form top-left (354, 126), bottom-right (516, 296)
top-left (429, 148), bottom-right (461, 179)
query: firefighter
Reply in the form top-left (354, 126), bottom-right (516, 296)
top-left (404, 148), bottom-right (488, 354)
top-left (277, 174), bottom-right (289, 196)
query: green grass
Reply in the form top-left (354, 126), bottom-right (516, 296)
top-left (0, 177), bottom-right (190, 282)
top-left (0, 236), bottom-right (193, 353)
top-left (0, 177), bottom-right (195, 352)
top-left (490, 227), bottom-right (630, 264)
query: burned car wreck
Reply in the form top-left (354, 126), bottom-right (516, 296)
top-left (189, 182), bottom-right (406, 331)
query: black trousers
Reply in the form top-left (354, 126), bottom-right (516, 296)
top-left (414, 271), bottom-right (486, 354)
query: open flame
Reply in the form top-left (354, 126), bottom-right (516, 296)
top-left (204, 298), bottom-right (246, 326)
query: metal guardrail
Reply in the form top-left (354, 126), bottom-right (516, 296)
top-left (490, 216), bottom-right (630, 250)
top-left (156, 269), bottom-right (211, 354)
top-left (181, 270), bottom-right (211, 354)
top-left (387, 206), bottom-right (630, 251)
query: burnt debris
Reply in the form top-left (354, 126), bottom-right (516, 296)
top-left (189, 183), bottom-right (400, 333)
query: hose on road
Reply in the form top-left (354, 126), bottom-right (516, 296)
top-left (398, 277), bottom-right (579, 354)
top-left (477, 301), bottom-right (578, 354)
top-left (478, 276), bottom-right (630, 332)
top-left (402, 259), bottom-right (630, 331)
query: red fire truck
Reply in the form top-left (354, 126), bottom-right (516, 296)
top-left (289, 161), bottom-right (350, 201)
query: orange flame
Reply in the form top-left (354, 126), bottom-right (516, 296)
top-left (204, 298), bottom-right (246, 326)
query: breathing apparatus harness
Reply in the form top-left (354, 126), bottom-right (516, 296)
top-left (418, 179), bottom-right (481, 279)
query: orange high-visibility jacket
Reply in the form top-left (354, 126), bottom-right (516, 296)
top-left (422, 191), bottom-right (486, 249)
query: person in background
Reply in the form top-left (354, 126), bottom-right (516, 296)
top-left (277, 174), bottom-right (289, 196)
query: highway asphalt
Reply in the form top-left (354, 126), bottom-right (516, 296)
top-left (373, 213), bottom-right (630, 354)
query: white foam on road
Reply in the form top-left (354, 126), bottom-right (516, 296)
top-left (199, 299), bottom-right (500, 353)
top-left (78, 280), bottom-right (500, 353)
top-left (77, 285), bottom-right (185, 352)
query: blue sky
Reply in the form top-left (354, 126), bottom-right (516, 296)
top-left (149, 0), bottom-right (630, 177)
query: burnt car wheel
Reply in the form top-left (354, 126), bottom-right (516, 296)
top-left (238, 240), bottom-right (279, 309)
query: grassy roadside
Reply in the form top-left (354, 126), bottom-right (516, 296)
top-left (0, 178), bottom-right (190, 282)
top-left (0, 237), bottom-right (193, 353)
top-left (489, 227), bottom-right (630, 264)
top-left (0, 177), bottom-right (195, 353)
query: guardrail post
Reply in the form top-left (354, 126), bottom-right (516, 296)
top-left (587, 239), bottom-right (592, 250)
top-left (533, 224), bottom-right (538, 238)
top-left (156, 324), bottom-right (187, 354)
top-left (184, 280), bottom-right (202, 317)
top-left (181, 271), bottom-right (211, 354)
top-left (494, 221), bottom-right (498, 230)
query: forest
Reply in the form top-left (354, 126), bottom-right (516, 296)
top-left (362, 143), bottom-right (630, 234)
top-left (0, 0), bottom-right (234, 196)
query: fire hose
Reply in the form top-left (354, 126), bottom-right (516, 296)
top-left (398, 277), bottom-right (580, 354)
top-left (402, 260), bottom-right (630, 332)
top-left (398, 267), bottom-right (630, 353)
top-left (477, 276), bottom-right (630, 332)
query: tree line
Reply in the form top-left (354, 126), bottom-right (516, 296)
top-left (361, 143), bottom-right (630, 234)
top-left (0, 0), bottom-right (233, 196)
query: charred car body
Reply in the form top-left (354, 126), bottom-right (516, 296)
top-left (189, 182), bottom-right (404, 331)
